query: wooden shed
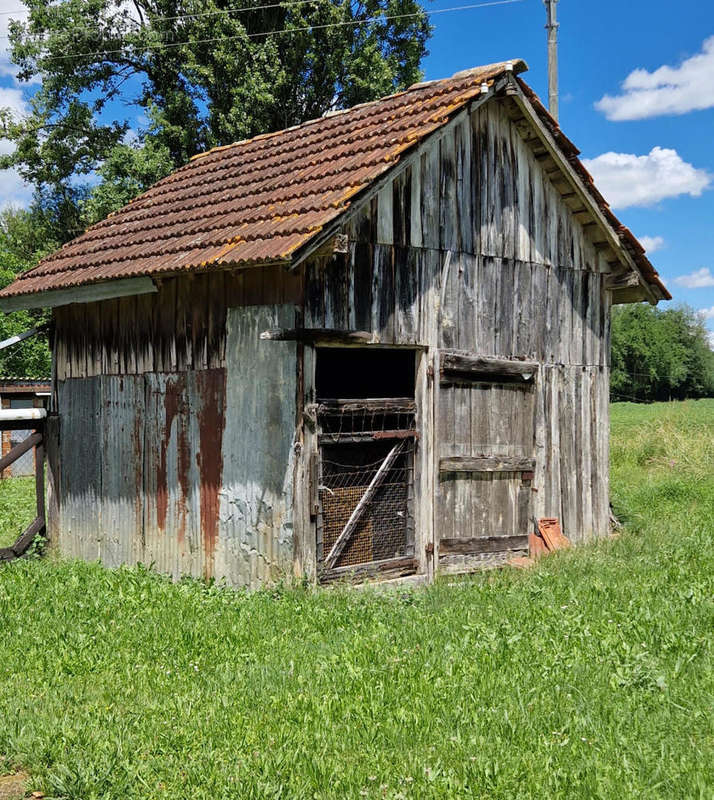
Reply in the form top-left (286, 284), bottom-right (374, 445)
top-left (0, 60), bottom-right (669, 587)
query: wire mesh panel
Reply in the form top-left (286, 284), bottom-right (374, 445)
top-left (319, 439), bottom-right (414, 570)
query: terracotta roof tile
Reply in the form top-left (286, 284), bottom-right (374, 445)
top-left (1, 61), bottom-right (519, 298)
top-left (0, 59), bottom-right (668, 300)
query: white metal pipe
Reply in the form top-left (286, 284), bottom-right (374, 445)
top-left (0, 325), bottom-right (45, 351)
top-left (0, 408), bottom-right (47, 421)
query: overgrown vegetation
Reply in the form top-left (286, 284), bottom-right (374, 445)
top-left (0, 207), bottom-right (53, 379)
top-left (0, 400), bottom-right (712, 798)
top-left (611, 303), bottom-right (714, 402)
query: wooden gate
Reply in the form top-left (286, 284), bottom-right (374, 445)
top-left (435, 352), bottom-right (537, 574)
top-left (315, 399), bottom-right (418, 583)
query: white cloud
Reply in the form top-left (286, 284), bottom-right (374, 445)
top-left (582, 147), bottom-right (712, 209)
top-left (698, 306), bottom-right (714, 320)
top-left (0, 85), bottom-right (26, 118)
top-left (0, 1), bottom-right (34, 85)
top-left (708, 331), bottom-right (714, 350)
top-left (638, 235), bottom-right (665, 254)
top-left (0, 165), bottom-right (31, 208)
top-left (673, 268), bottom-right (714, 289)
top-left (596, 36), bottom-right (714, 121)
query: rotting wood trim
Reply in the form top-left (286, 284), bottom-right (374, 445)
top-left (440, 351), bottom-right (538, 383)
top-left (318, 429), bottom-right (418, 444)
top-left (605, 272), bottom-right (640, 291)
top-left (439, 455), bottom-right (536, 473)
top-left (324, 439), bottom-right (406, 569)
top-left (260, 328), bottom-right (375, 345)
top-left (0, 277), bottom-right (158, 312)
top-left (0, 431), bottom-right (42, 473)
top-left (439, 535), bottom-right (529, 555)
top-left (504, 77), bottom-right (660, 304)
top-left (319, 556), bottom-right (418, 584)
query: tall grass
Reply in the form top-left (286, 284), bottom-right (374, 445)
top-left (0, 400), bottom-right (712, 799)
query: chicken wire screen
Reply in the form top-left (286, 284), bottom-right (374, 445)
top-left (319, 440), bottom-right (413, 569)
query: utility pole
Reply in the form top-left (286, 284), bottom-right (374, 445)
top-left (544, 0), bottom-right (559, 122)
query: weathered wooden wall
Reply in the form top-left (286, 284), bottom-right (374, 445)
top-left (305, 95), bottom-right (612, 549)
top-left (53, 272), bottom-right (298, 587)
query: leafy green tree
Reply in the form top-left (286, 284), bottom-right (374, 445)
top-left (1, 0), bottom-right (431, 233)
top-left (0, 207), bottom-right (53, 379)
top-left (610, 304), bottom-right (714, 402)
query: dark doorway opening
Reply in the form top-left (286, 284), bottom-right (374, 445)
top-left (314, 347), bottom-right (418, 581)
top-left (315, 348), bottom-right (416, 400)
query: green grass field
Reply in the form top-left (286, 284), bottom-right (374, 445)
top-left (0, 401), bottom-right (712, 799)
top-left (0, 476), bottom-right (37, 549)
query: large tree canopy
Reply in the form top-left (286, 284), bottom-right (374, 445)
top-left (0, 0), bottom-right (431, 236)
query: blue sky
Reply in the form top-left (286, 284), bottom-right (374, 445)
top-left (0, 0), bottom-right (712, 343)
top-left (422, 0), bottom-right (714, 342)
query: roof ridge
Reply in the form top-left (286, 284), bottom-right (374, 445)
top-left (190, 59), bottom-right (527, 163)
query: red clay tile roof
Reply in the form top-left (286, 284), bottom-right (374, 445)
top-left (0, 59), bottom-right (668, 300)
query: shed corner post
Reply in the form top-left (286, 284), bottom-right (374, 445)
top-left (293, 340), bottom-right (318, 585)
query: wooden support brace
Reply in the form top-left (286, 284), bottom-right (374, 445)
top-left (440, 455), bottom-right (536, 473)
top-left (0, 431), bottom-right (42, 474)
top-left (440, 351), bottom-right (538, 383)
top-left (324, 440), bottom-right (406, 569)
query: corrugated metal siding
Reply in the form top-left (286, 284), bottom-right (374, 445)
top-left (58, 377), bottom-right (102, 561)
top-left (56, 309), bottom-right (295, 586)
top-left (217, 304), bottom-right (296, 587)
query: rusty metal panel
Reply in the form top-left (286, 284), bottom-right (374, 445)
top-left (99, 375), bottom-right (145, 568)
top-left (142, 369), bottom-right (226, 581)
top-left (218, 304), bottom-right (296, 588)
top-left (57, 377), bottom-right (102, 561)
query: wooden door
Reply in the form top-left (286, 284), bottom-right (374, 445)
top-left (434, 352), bottom-right (537, 574)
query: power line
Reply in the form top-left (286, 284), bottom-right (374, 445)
top-left (4, 0), bottom-right (525, 59)
top-left (0, 0), bottom-right (341, 40)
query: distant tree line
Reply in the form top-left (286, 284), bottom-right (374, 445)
top-left (610, 304), bottom-right (714, 403)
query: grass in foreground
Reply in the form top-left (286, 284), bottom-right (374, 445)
top-left (0, 400), bottom-right (712, 799)
top-left (0, 476), bottom-right (36, 549)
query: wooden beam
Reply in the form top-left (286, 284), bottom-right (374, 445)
top-left (0, 277), bottom-right (158, 312)
top-left (0, 431), bottom-right (42, 474)
top-left (11, 516), bottom-right (45, 556)
top-left (318, 429), bottom-right (418, 444)
top-left (440, 455), bottom-right (536, 473)
top-left (605, 272), bottom-right (640, 291)
top-left (0, 325), bottom-right (47, 351)
top-left (315, 398), bottom-right (415, 414)
top-left (0, 515), bottom-right (45, 561)
top-left (319, 557), bottom-right (418, 584)
top-left (440, 351), bottom-right (538, 383)
top-left (260, 328), bottom-right (374, 345)
top-left (439, 535), bottom-right (528, 555)
top-left (324, 440), bottom-right (406, 569)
